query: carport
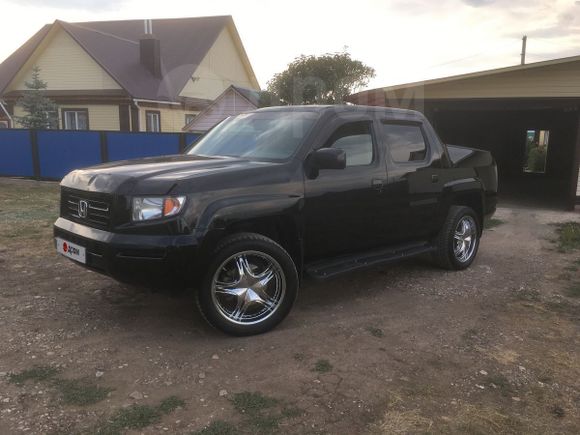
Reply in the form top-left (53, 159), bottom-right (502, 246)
top-left (348, 56), bottom-right (580, 210)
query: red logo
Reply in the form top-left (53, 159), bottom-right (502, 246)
top-left (63, 242), bottom-right (68, 253)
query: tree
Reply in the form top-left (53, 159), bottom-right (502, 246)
top-left (266, 52), bottom-right (375, 105)
top-left (14, 67), bottom-right (59, 129)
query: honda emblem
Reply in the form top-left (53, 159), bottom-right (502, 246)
top-left (78, 200), bottom-right (88, 218)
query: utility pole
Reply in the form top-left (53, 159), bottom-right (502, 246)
top-left (521, 35), bottom-right (527, 65)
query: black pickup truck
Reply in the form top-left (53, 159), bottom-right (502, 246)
top-left (54, 105), bottom-right (497, 335)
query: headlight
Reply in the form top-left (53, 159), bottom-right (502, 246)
top-left (132, 196), bottom-right (186, 221)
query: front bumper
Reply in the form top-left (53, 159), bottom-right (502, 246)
top-left (53, 218), bottom-right (200, 289)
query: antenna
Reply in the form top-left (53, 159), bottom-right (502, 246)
top-left (521, 35), bottom-right (527, 65)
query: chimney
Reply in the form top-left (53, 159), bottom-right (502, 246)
top-left (140, 19), bottom-right (161, 77)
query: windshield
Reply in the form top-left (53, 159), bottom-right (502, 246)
top-left (187, 111), bottom-right (319, 160)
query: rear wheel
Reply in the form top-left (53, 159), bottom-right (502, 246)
top-left (433, 206), bottom-right (480, 270)
top-left (197, 233), bottom-right (298, 336)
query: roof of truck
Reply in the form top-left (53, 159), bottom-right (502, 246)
top-left (255, 104), bottom-right (420, 115)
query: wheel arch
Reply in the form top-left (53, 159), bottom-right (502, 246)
top-left (194, 197), bottom-right (304, 285)
top-left (443, 179), bottom-right (485, 234)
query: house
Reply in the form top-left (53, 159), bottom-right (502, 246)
top-left (183, 84), bottom-right (260, 133)
top-left (0, 16), bottom-right (260, 132)
top-left (348, 55), bottom-right (580, 210)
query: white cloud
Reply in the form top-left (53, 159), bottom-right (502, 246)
top-left (4, 0), bottom-right (125, 11)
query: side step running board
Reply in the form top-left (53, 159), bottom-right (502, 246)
top-left (305, 242), bottom-right (436, 280)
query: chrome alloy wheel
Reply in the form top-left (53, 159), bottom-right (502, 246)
top-left (210, 251), bottom-right (286, 325)
top-left (453, 216), bottom-right (478, 263)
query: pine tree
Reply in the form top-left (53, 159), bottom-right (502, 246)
top-left (14, 67), bottom-right (59, 129)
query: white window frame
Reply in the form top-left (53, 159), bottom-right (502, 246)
top-left (146, 111), bottom-right (161, 132)
top-left (63, 109), bottom-right (89, 130)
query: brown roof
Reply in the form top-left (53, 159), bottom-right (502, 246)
top-left (0, 16), bottom-right (252, 103)
top-left (232, 85), bottom-right (261, 106)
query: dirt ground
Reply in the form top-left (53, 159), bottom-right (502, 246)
top-left (0, 178), bottom-right (579, 435)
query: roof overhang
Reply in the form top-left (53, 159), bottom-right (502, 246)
top-left (348, 54), bottom-right (580, 105)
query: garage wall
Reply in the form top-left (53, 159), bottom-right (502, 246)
top-left (431, 108), bottom-right (578, 205)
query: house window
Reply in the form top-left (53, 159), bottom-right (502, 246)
top-left (146, 110), bottom-right (161, 132)
top-left (382, 123), bottom-right (427, 163)
top-left (185, 114), bottom-right (196, 126)
top-left (523, 129), bottom-right (549, 174)
top-left (63, 109), bottom-right (89, 130)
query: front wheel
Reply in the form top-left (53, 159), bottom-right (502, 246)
top-left (432, 206), bottom-right (480, 270)
top-left (196, 233), bottom-right (298, 336)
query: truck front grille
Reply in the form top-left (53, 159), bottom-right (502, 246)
top-left (61, 188), bottom-right (112, 230)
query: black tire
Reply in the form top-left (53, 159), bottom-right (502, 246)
top-left (196, 232), bottom-right (298, 336)
top-left (432, 206), bottom-right (480, 270)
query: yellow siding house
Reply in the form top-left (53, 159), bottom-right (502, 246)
top-left (0, 16), bottom-right (260, 132)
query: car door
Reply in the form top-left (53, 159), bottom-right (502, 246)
top-left (303, 118), bottom-right (387, 261)
top-left (379, 120), bottom-right (444, 243)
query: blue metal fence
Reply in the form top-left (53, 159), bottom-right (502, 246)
top-left (0, 129), bottom-right (201, 180)
top-left (0, 130), bottom-right (34, 177)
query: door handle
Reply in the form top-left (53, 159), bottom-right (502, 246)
top-left (431, 174), bottom-right (439, 183)
top-left (372, 178), bottom-right (385, 191)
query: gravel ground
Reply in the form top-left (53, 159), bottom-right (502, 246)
top-left (0, 178), bottom-right (579, 434)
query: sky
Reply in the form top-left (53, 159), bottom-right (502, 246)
top-left (1, 0), bottom-right (579, 91)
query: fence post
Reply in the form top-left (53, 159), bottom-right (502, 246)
top-left (178, 133), bottom-right (186, 153)
top-left (100, 132), bottom-right (109, 163)
top-left (30, 129), bottom-right (41, 180)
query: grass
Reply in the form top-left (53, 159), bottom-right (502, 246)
top-left (230, 391), bottom-right (278, 415)
top-left (8, 365), bottom-right (59, 385)
top-left (461, 327), bottom-right (479, 341)
top-left (229, 392), bottom-right (282, 434)
top-left (372, 403), bottom-right (526, 434)
top-left (293, 352), bottom-right (306, 362)
top-left (485, 218), bottom-right (505, 229)
top-left (54, 378), bottom-right (112, 406)
top-left (544, 299), bottom-right (579, 317)
top-left (9, 366), bottom-right (112, 406)
top-left (95, 404), bottom-right (161, 434)
top-left (0, 181), bottom-right (59, 249)
top-left (157, 395), bottom-right (186, 413)
top-left (514, 287), bottom-right (541, 302)
top-left (448, 404), bottom-right (525, 434)
top-left (281, 406), bottom-right (304, 418)
top-left (93, 395), bottom-right (184, 435)
top-left (371, 409), bottom-right (433, 434)
top-left (192, 420), bottom-right (237, 435)
top-left (553, 222), bottom-right (580, 251)
top-left (485, 374), bottom-right (514, 397)
top-left (566, 282), bottom-right (580, 298)
top-left (313, 359), bottom-right (333, 373)
top-left (366, 326), bottom-right (384, 338)
top-left (212, 392), bottom-right (304, 435)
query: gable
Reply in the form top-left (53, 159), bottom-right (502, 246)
top-left (180, 26), bottom-right (258, 100)
top-left (185, 86), bottom-right (257, 132)
top-left (7, 27), bottom-right (122, 92)
top-left (388, 60), bottom-right (580, 100)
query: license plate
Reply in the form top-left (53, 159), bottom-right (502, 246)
top-left (55, 238), bottom-right (86, 264)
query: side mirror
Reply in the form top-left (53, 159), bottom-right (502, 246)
top-left (310, 148), bottom-right (346, 170)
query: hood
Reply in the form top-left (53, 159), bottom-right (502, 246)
top-left (60, 154), bottom-right (282, 195)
